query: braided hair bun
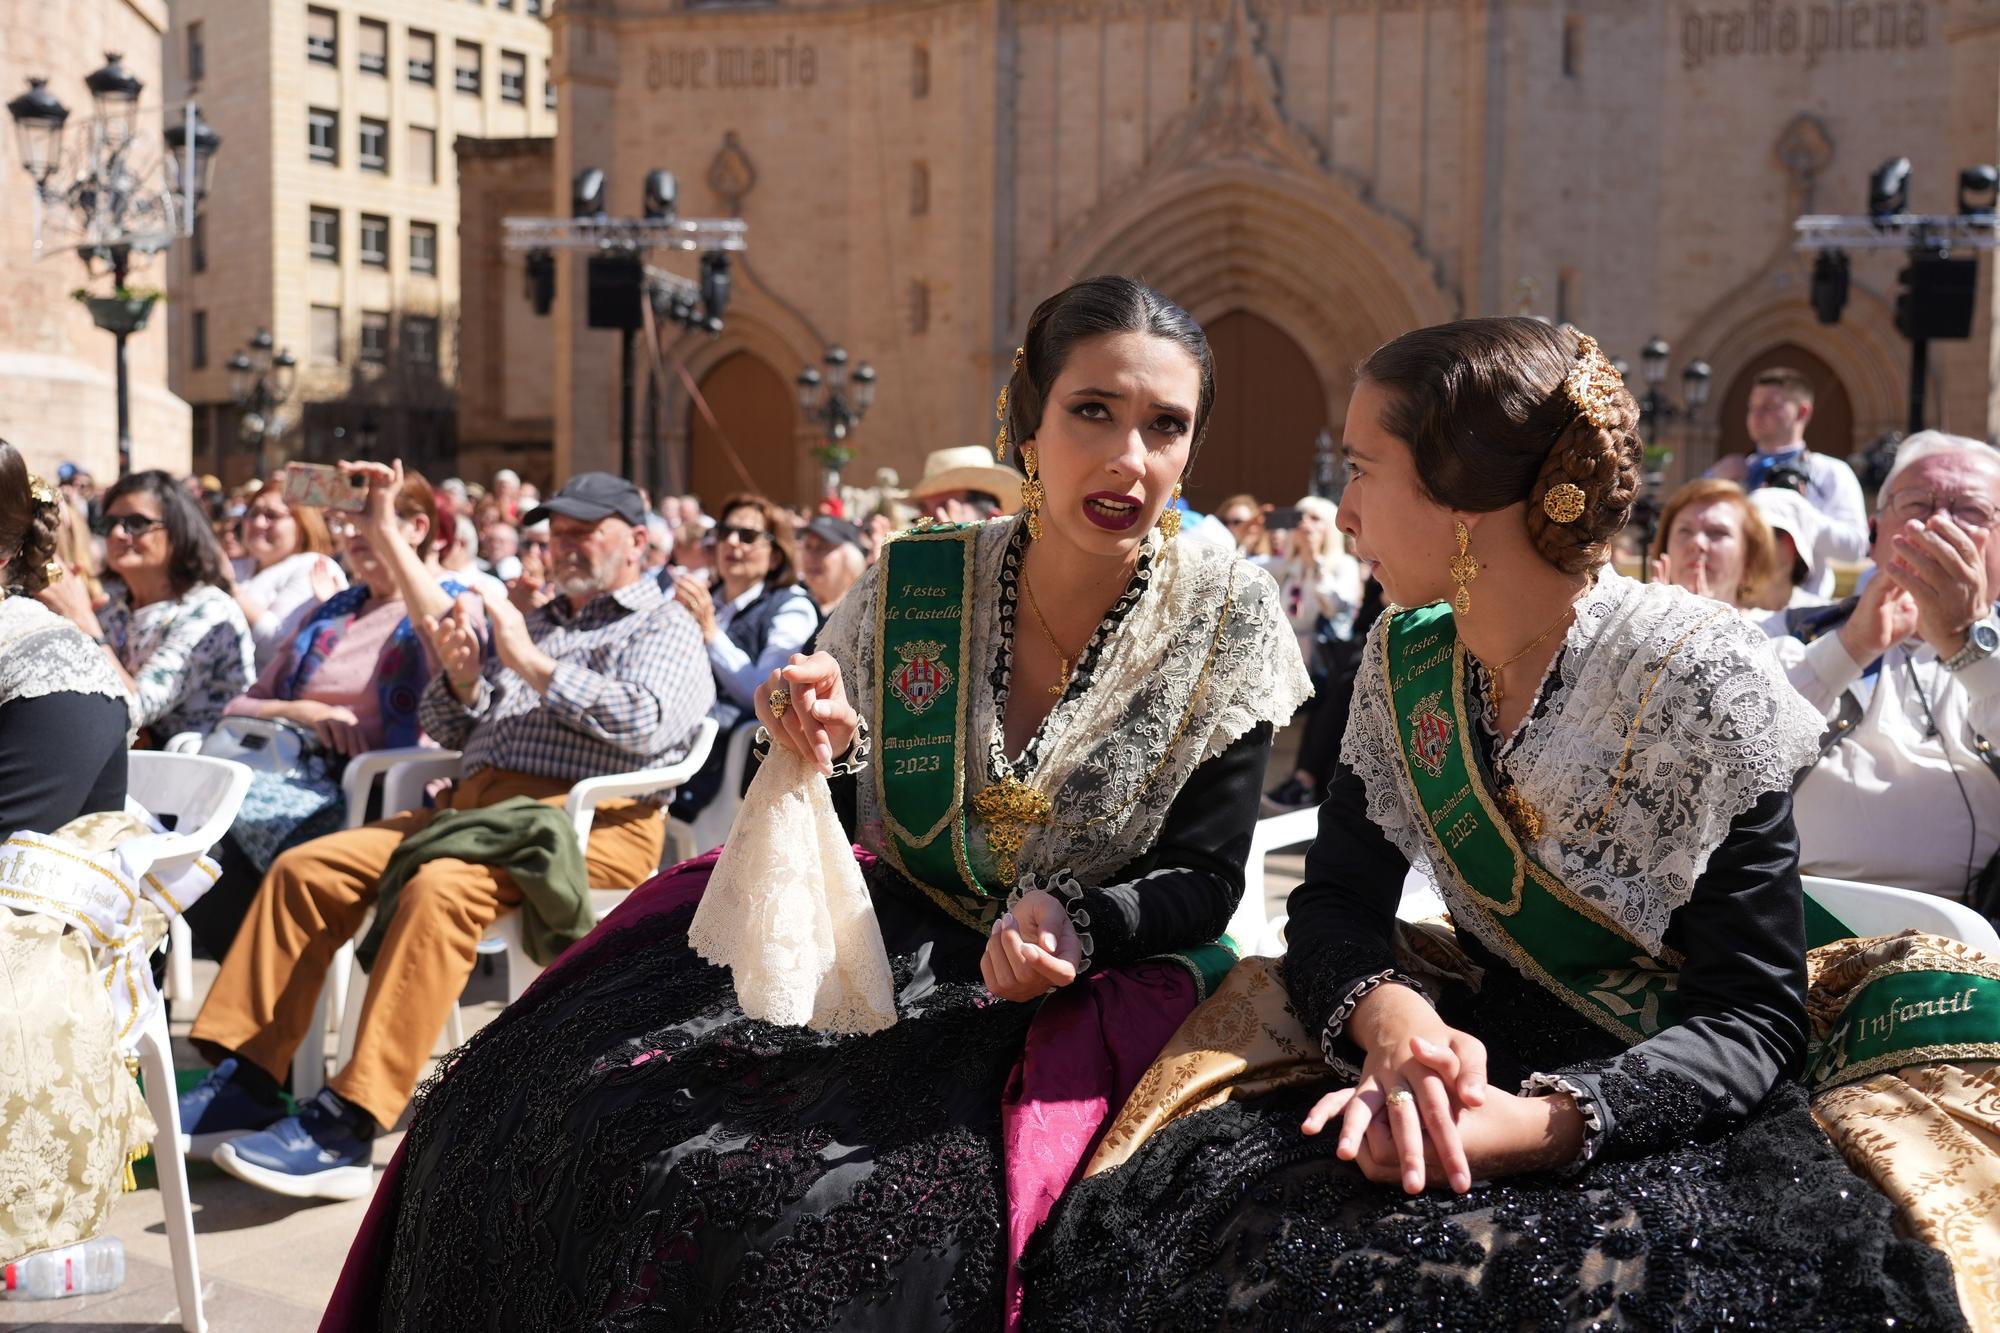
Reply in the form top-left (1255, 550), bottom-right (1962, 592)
top-left (1357, 318), bottom-right (1642, 573)
top-left (0, 439), bottom-right (64, 597)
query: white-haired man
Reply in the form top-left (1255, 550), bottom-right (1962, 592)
top-left (1768, 431), bottom-right (2000, 903)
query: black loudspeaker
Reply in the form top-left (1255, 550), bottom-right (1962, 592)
top-left (587, 255), bottom-right (644, 330)
top-left (1896, 256), bottom-right (1978, 341)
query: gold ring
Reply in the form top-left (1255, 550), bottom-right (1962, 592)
top-left (1383, 1087), bottom-right (1414, 1108)
top-left (768, 687), bottom-right (790, 720)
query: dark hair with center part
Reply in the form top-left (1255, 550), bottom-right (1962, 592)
top-left (1001, 275), bottom-right (1215, 465)
top-left (1357, 317), bottom-right (1642, 575)
top-left (101, 469), bottom-right (233, 596)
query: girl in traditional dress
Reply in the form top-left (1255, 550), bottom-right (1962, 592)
top-left (324, 276), bottom-right (1310, 1331)
top-left (1025, 318), bottom-right (1979, 1329)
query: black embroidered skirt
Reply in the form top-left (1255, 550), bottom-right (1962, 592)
top-left (363, 858), bottom-right (1032, 1332)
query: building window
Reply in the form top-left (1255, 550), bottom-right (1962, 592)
top-left (360, 311), bottom-right (390, 363)
top-left (500, 50), bottom-right (526, 104)
top-left (312, 305), bottom-right (341, 364)
top-left (545, 62), bottom-right (557, 110)
top-left (498, 0), bottom-right (514, 10)
top-left (408, 125), bottom-right (437, 184)
top-left (359, 214), bottom-right (389, 267)
top-left (1562, 13), bottom-right (1584, 78)
top-left (359, 19), bottom-right (388, 75)
top-left (192, 212), bottom-right (207, 273)
top-left (527, 0), bottom-right (545, 14)
top-left (307, 7), bottom-right (337, 65)
top-left (309, 206), bottom-right (339, 262)
top-left (455, 42), bottom-right (482, 95)
top-left (410, 221), bottom-right (438, 274)
top-left (910, 161), bottom-right (929, 217)
top-left (192, 310), bottom-right (208, 370)
top-left (308, 107), bottom-right (337, 164)
top-left (405, 316), bottom-right (438, 366)
top-left (912, 44), bottom-right (930, 99)
top-left (187, 22), bottom-right (205, 84)
top-left (358, 117), bottom-right (389, 173)
top-left (908, 279), bottom-right (930, 335)
top-left (408, 30), bottom-right (435, 85)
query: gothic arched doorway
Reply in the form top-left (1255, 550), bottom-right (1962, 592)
top-left (1193, 310), bottom-right (1329, 512)
top-left (1713, 343), bottom-right (1858, 461)
top-left (686, 351), bottom-right (800, 507)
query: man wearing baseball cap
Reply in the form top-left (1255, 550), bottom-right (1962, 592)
top-left (183, 470), bottom-right (716, 1201)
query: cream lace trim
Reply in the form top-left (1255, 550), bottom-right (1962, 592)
top-left (1342, 570), bottom-right (1823, 956)
top-left (820, 519), bottom-right (1311, 889)
top-left (0, 598), bottom-right (128, 709)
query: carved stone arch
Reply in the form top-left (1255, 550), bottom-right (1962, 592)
top-left (658, 300), bottom-right (819, 503)
top-left (1675, 282), bottom-right (1906, 467)
top-left (1021, 165), bottom-right (1454, 504)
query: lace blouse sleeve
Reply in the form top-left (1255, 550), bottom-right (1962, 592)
top-left (1528, 788), bottom-right (1811, 1166)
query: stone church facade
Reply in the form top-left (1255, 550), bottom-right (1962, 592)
top-left (512, 0), bottom-right (2000, 510)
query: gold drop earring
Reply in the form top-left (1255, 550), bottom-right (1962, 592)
top-left (1157, 482), bottom-right (1183, 540)
top-left (1449, 519), bottom-right (1479, 617)
top-left (1021, 445), bottom-right (1045, 542)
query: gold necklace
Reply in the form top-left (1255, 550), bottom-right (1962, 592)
top-left (1019, 566), bottom-right (1083, 698)
top-left (1471, 603), bottom-right (1579, 713)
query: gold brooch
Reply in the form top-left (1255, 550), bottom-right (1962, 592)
top-left (43, 559), bottom-right (65, 584)
top-left (1498, 782), bottom-right (1544, 843)
top-left (971, 772), bottom-right (1051, 885)
top-left (1562, 333), bottom-right (1625, 431)
top-left (1542, 482), bottom-right (1587, 525)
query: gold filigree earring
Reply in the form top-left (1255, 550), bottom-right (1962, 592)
top-left (1157, 483), bottom-right (1183, 540)
top-left (1020, 446), bottom-right (1045, 541)
top-left (1449, 520), bottom-right (1479, 617)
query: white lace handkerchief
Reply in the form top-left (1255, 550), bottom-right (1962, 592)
top-left (689, 744), bottom-right (897, 1034)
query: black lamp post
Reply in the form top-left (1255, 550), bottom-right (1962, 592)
top-left (797, 346), bottom-right (877, 497)
top-left (227, 328), bottom-right (298, 477)
top-left (8, 55), bottom-right (221, 477)
top-left (1628, 336), bottom-right (1714, 554)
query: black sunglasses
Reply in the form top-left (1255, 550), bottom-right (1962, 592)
top-left (712, 523), bottom-right (772, 546)
top-left (98, 513), bottom-right (166, 538)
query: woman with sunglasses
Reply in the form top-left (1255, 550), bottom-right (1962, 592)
top-left (667, 494), bottom-right (820, 814)
top-left (40, 469), bottom-right (253, 745)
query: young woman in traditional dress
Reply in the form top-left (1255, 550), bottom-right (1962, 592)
top-left (323, 275), bottom-right (1310, 1330)
top-left (1024, 318), bottom-right (1983, 1329)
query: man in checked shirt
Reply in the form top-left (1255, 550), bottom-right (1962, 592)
top-left (180, 472), bottom-right (714, 1201)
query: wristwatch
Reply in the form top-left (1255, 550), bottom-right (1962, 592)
top-left (1943, 616), bottom-right (2000, 672)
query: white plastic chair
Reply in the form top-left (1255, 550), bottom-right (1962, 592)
top-left (663, 721), bottom-right (760, 861)
top-left (1802, 874), bottom-right (2000, 952)
top-left (1237, 806), bottom-right (1319, 957)
top-left (294, 719), bottom-right (719, 1098)
top-left (122, 750), bottom-right (252, 1333)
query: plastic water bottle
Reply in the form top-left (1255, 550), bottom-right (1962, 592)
top-left (2, 1237), bottom-right (125, 1299)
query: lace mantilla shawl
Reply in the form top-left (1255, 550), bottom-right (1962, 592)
top-left (1341, 569), bottom-right (1822, 955)
top-left (0, 598), bottom-right (127, 710)
top-left (819, 519), bottom-right (1310, 890)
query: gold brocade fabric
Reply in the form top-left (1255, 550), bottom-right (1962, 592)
top-left (1808, 934), bottom-right (2000, 1332)
top-left (0, 812), bottom-right (163, 1264)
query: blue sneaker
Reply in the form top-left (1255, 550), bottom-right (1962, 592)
top-left (211, 1089), bottom-right (376, 1201)
top-left (176, 1058), bottom-right (284, 1161)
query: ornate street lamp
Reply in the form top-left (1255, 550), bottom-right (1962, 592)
top-left (798, 346), bottom-right (877, 496)
top-left (8, 55), bottom-right (221, 476)
top-left (228, 327), bottom-right (298, 476)
top-left (1625, 337), bottom-right (1715, 556)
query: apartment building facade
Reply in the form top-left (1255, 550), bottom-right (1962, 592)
top-left (166, 0), bottom-right (553, 483)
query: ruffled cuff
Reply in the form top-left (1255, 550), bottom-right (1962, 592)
top-left (1008, 868), bottom-right (1096, 974)
top-left (1317, 968), bottom-right (1429, 1072)
top-left (752, 718), bottom-right (873, 777)
top-left (1520, 1072), bottom-right (1605, 1175)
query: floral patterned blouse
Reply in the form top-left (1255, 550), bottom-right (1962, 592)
top-left (98, 581), bottom-right (255, 742)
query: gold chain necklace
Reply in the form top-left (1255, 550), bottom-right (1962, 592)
top-left (1020, 566), bottom-right (1083, 698)
top-left (1470, 602), bottom-right (1580, 714)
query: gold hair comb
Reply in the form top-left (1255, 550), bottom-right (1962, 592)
top-left (1562, 333), bottom-right (1625, 431)
top-left (27, 475), bottom-right (58, 507)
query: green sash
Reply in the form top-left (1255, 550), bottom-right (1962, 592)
top-left (1805, 964), bottom-right (2000, 1092)
top-left (1385, 602), bottom-right (1995, 1089)
top-left (1383, 604), bottom-right (1683, 1046)
top-left (873, 523), bottom-right (994, 932)
top-left (869, 522), bottom-right (1239, 996)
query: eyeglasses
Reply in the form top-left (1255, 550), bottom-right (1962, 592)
top-left (1884, 491), bottom-right (1999, 531)
top-left (98, 513), bottom-right (166, 539)
top-left (1221, 513), bottom-right (1255, 529)
top-left (713, 524), bottom-right (772, 547)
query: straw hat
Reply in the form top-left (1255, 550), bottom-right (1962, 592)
top-left (906, 446), bottom-right (1024, 514)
